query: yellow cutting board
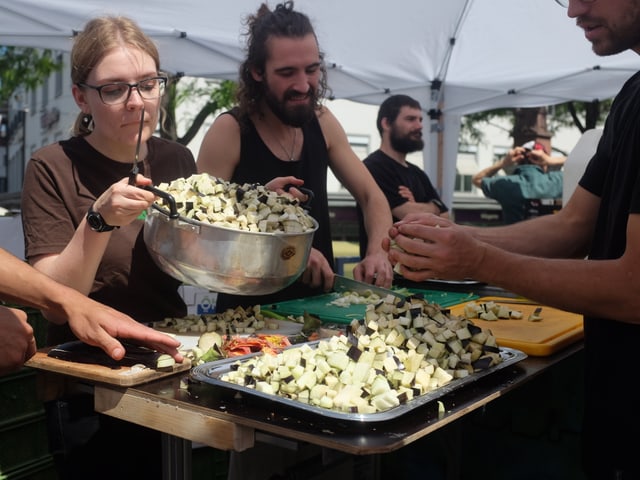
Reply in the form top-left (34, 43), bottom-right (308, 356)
top-left (26, 349), bottom-right (191, 387)
top-left (448, 297), bottom-right (584, 357)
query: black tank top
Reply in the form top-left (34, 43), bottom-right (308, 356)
top-left (215, 109), bottom-right (334, 310)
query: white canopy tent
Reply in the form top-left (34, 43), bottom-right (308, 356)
top-left (1, 0), bottom-right (637, 205)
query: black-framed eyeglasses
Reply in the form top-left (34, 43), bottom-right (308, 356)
top-left (555, 0), bottom-right (596, 7)
top-left (77, 76), bottom-right (168, 105)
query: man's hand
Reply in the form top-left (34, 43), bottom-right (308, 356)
top-left (298, 248), bottom-right (334, 292)
top-left (93, 175), bottom-right (156, 227)
top-left (398, 185), bottom-right (415, 202)
top-left (353, 250), bottom-right (393, 288)
top-left (385, 213), bottom-right (484, 283)
top-left (505, 147), bottom-right (526, 167)
top-left (265, 176), bottom-right (310, 203)
top-left (46, 291), bottom-right (183, 363)
top-left (0, 306), bottom-right (36, 375)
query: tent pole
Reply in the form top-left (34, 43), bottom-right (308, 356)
top-left (437, 105), bottom-right (445, 193)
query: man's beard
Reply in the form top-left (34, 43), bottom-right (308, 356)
top-left (389, 126), bottom-right (424, 154)
top-left (580, 13), bottom-right (640, 57)
top-left (264, 87), bottom-right (317, 127)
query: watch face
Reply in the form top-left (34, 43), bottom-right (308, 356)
top-left (87, 210), bottom-right (113, 232)
top-left (87, 212), bottom-right (102, 230)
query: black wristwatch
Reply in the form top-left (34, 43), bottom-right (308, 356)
top-left (86, 205), bottom-right (117, 232)
top-left (430, 198), bottom-right (446, 214)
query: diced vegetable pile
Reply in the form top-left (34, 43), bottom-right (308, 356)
top-left (463, 301), bottom-right (543, 322)
top-left (329, 290), bottom-right (385, 307)
top-left (157, 305), bottom-right (283, 335)
top-left (154, 173), bottom-right (316, 233)
top-left (220, 294), bottom-right (503, 414)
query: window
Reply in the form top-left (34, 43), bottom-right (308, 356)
top-left (455, 148), bottom-right (478, 194)
top-left (347, 134), bottom-right (370, 160)
top-left (327, 134), bottom-right (371, 193)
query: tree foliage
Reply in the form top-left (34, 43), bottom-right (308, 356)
top-left (0, 47), bottom-right (62, 104)
top-left (460, 99), bottom-right (612, 155)
top-left (159, 76), bottom-right (236, 145)
top-left (548, 100), bottom-right (610, 133)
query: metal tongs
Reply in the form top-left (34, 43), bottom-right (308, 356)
top-left (128, 106), bottom-right (145, 185)
top-left (125, 107), bottom-right (178, 218)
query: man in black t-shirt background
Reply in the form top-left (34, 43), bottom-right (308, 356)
top-left (358, 94), bottom-right (448, 256)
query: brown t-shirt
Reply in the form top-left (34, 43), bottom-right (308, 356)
top-left (21, 136), bottom-right (197, 344)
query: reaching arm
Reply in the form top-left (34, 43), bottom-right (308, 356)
top-left (463, 186), bottom-right (594, 258)
top-left (0, 248), bottom-right (182, 363)
top-left (472, 148), bottom-right (522, 187)
top-left (29, 175), bottom-right (156, 295)
top-left (319, 108), bottom-right (394, 287)
top-left (528, 149), bottom-right (566, 170)
top-left (384, 187), bottom-right (640, 322)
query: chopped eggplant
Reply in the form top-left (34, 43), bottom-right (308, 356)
top-left (155, 174), bottom-right (315, 233)
top-left (219, 294), bottom-right (503, 414)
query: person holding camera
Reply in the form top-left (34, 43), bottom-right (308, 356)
top-left (472, 141), bottom-right (566, 224)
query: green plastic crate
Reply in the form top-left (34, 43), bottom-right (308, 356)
top-left (24, 307), bottom-right (48, 349)
top-left (192, 447), bottom-right (228, 480)
top-left (0, 412), bottom-right (50, 473)
top-left (0, 455), bottom-right (57, 480)
top-left (0, 369), bottom-right (44, 422)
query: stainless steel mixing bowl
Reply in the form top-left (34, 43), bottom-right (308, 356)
top-left (143, 192), bottom-right (318, 296)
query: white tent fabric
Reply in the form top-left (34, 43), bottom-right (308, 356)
top-left (562, 128), bottom-right (603, 206)
top-left (1, 0), bottom-right (638, 205)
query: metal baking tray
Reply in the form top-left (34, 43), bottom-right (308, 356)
top-left (190, 344), bottom-right (527, 422)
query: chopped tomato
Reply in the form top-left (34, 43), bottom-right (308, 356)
top-left (222, 334), bottom-right (291, 358)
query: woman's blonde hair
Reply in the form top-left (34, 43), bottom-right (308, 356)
top-left (71, 16), bottom-right (160, 136)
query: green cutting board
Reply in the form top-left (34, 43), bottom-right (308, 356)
top-left (261, 289), bottom-right (478, 325)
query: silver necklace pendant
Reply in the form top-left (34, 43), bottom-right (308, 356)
top-left (276, 127), bottom-right (297, 161)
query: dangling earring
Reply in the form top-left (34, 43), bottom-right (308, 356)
top-left (81, 114), bottom-right (93, 133)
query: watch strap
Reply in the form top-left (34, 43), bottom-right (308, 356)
top-left (430, 198), bottom-right (446, 213)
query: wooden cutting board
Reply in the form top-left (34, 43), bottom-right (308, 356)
top-left (448, 297), bottom-right (584, 357)
top-left (26, 349), bottom-right (191, 387)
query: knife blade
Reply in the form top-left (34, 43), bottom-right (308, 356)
top-left (128, 106), bottom-right (145, 185)
top-left (332, 274), bottom-right (404, 300)
top-left (47, 340), bottom-right (167, 369)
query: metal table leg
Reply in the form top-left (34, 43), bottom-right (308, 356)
top-left (161, 433), bottom-right (192, 480)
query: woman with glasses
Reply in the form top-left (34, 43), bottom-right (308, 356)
top-left (22, 16), bottom-right (196, 333)
top-left (20, 16), bottom-right (196, 480)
